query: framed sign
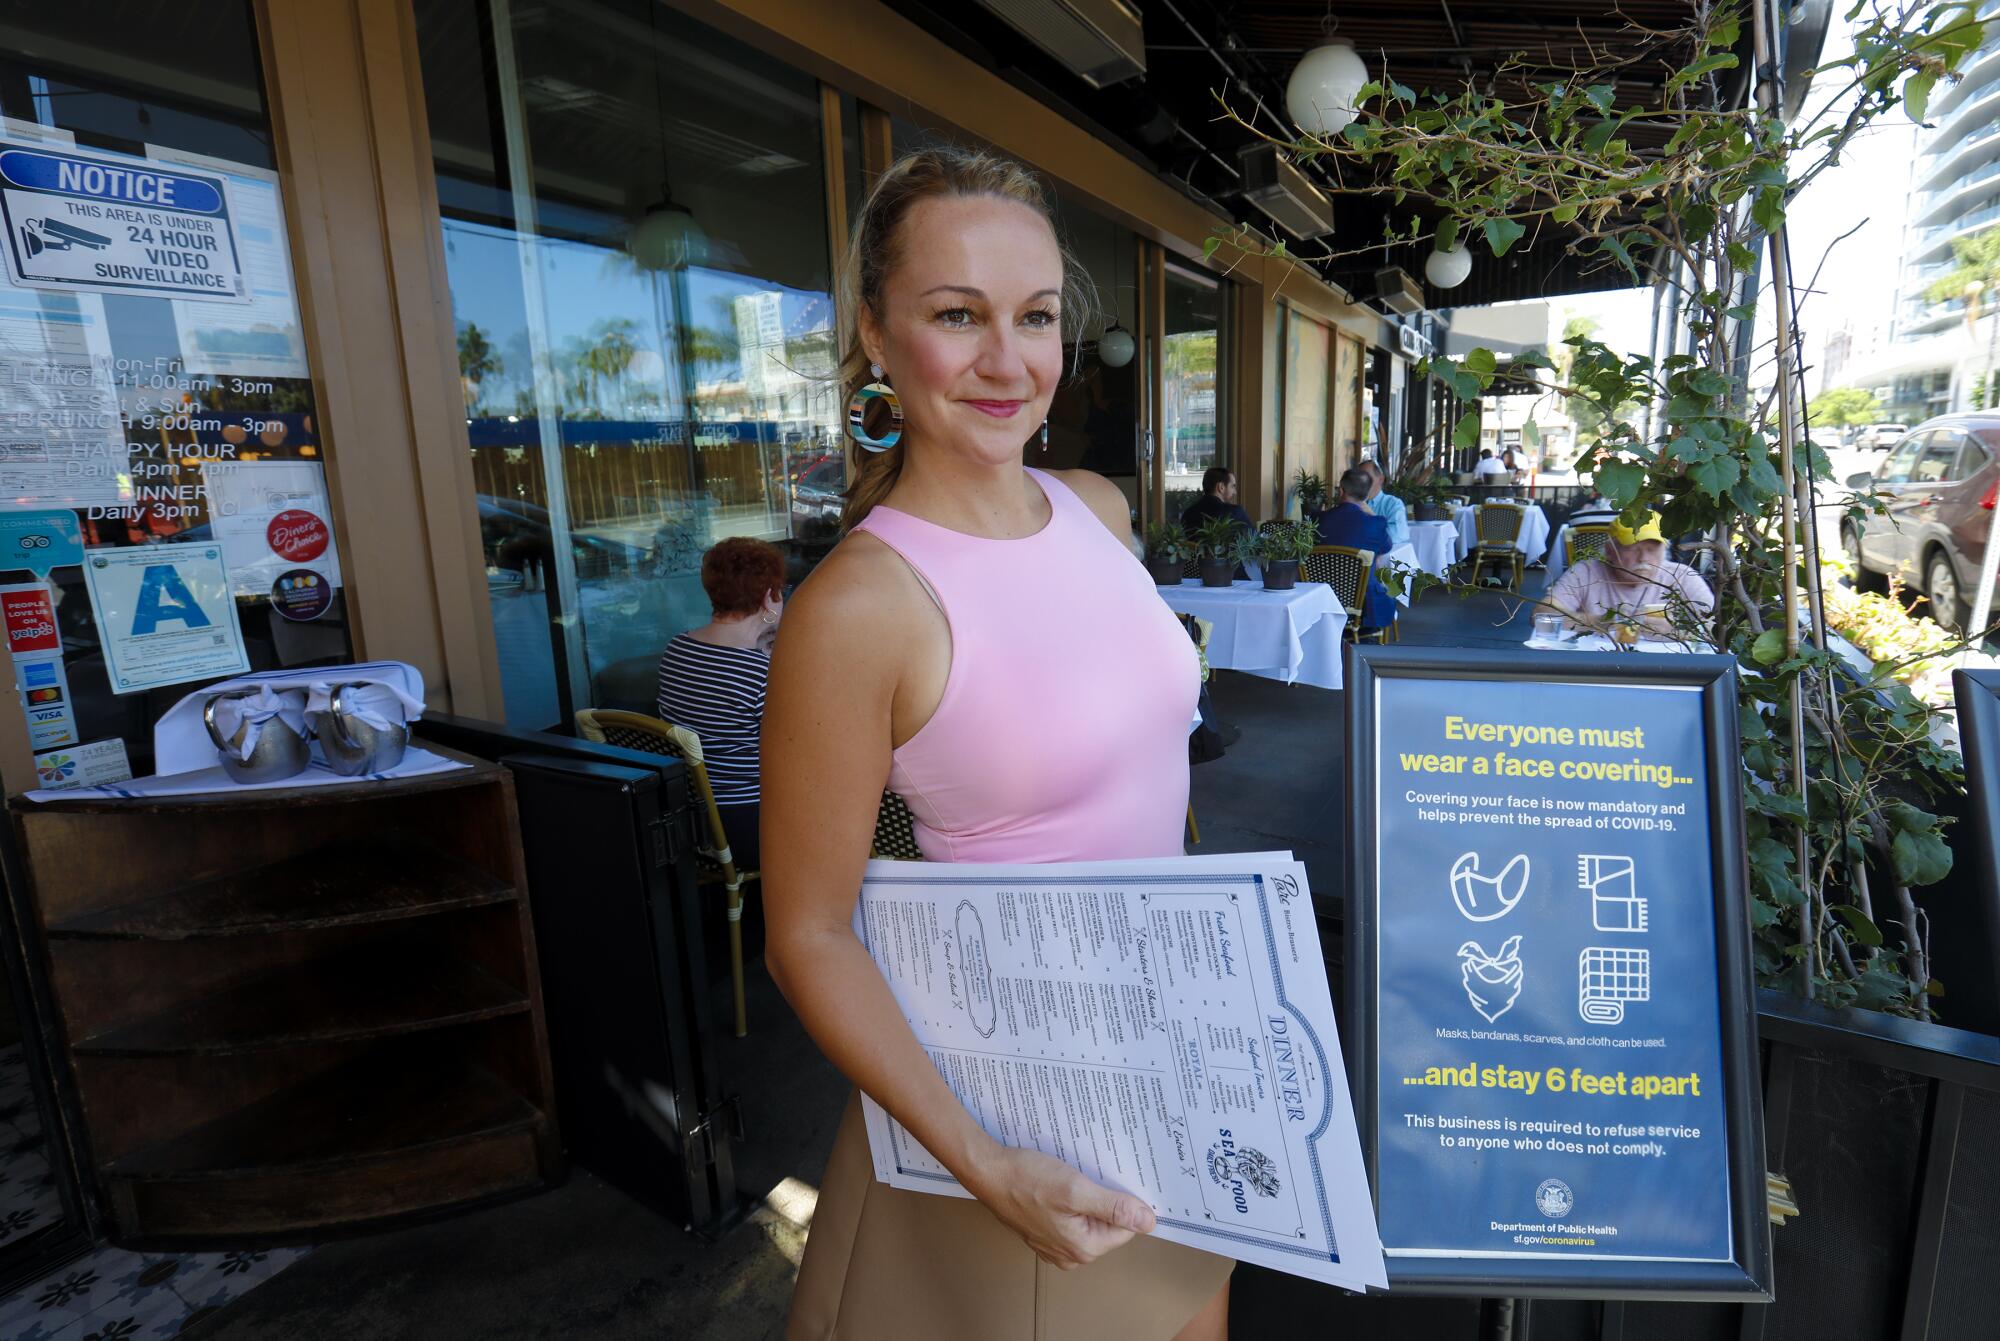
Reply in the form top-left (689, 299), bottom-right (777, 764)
top-left (1346, 646), bottom-right (1770, 1299)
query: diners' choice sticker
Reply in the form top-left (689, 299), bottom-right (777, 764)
top-left (1346, 648), bottom-right (1767, 1298)
top-left (0, 140), bottom-right (249, 303)
top-left (269, 568), bottom-right (331, 621)
top-left (266, 509), bottom-right (329, 564)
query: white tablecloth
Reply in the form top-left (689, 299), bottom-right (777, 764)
top-left (1523, 632), bottom-right (1700, 654)
top-left (1378, 542), bottom-right (1419, 606)
top-left (1406, 520), bottom-right (1462, 577)
top-left (1457, 504), bottom-right (1551, 564)
top-left (1159, 580), bottom-right (1348, 690)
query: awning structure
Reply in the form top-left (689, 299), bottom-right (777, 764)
top-left (884, 0), bottom-right (1832, 310)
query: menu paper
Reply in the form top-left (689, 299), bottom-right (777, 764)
top-left (855, 854), bottom-right (1386, 1291)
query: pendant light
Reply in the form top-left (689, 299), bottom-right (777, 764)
top-left (626, 5), bottom-right (705, 272)
top-left (1424, 244), bottom-right (1473, 289)
top-left (1099, 226), bottom-right (1135, 367)
top-left (1287, 10), bottom-right (1369, 139)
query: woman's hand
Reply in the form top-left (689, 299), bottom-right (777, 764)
top-left (966, 1144), bottom-right (1158, 1270)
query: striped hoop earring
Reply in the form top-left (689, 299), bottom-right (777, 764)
top-left (846, 363), bottom-right (903, 452)
top-left (1039, 419), bottom-right (1050, 447)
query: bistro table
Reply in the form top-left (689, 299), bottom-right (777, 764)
top-left (1524, 630), bottom-right (1700, 654)
top-left (1406, 519), bottom-right (1462, 578)
top-left (1378, 542), bottom-right (1420, 606)
top-left (1158, 579), bottom-right (1348, 690)
top-left (1456, 502), bottom-right (1552, 565)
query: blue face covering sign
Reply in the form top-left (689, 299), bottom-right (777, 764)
top-left (1347, 648), bottom-right (1769, 1298)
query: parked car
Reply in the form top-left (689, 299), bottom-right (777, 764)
top-left (1842, 413), bottom-right (2000, 631)
top-left (1856, 422), bottom-right (1908, 452)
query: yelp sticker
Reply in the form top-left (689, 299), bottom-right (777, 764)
top-left (267, 509), bottom-right (330, 564)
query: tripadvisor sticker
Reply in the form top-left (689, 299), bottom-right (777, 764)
top-left (270, 568), bottom-right (331, 621)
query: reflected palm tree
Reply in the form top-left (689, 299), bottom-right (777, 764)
top-left (458, 321), bottom-right (503, 416)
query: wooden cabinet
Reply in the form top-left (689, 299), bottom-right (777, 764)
top-left (6, 751), bottom-right (560, 1244)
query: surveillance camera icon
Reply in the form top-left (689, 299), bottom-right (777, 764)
top-left (1450, 852), bottom-right (1529, 922)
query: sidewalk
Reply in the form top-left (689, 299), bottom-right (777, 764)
top-left (187, 581), bottom-right (1534, 1339)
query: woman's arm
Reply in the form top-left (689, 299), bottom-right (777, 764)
top-left (761, 542), bottom-right (1154, 1266)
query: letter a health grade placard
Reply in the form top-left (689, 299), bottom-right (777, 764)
top-left (1345, 646), bottom-right (1771, 1300)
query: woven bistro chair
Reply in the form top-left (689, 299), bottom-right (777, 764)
top-left (1304, 544), bottom-right (1394, 643)
top-left (1564, 523), bottom-right (1614, 569)
top-left (871, 790), bottom-right (925, 860)
top-left (1472, 503), bottom-right (1528, 591)
top-left (576, 708), bottom-right (757, 1037)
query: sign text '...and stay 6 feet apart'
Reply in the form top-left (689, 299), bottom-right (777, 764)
top-left (1345, 646), bottom-right (1772, 1300)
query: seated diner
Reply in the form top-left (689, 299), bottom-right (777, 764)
top-left (1544, 514), bottom-right (1713, 637)
top-left (1314, 466), bottom-right (1398, 635)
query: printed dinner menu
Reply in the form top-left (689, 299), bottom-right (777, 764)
top-left (854, 853), bottom-right (1386, 1291)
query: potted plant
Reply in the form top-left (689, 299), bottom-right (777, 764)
top-left (1253, 518), bottom-right (1317, 590)
top-left (1142, 522), bottom-right (1187, 586)
top-left (1192, 516), bottom-right (1242, 587)
top-left (1293, 468), bottom-right (1330, 517)
top-left (1410, 481), bottom-right (1456, 522)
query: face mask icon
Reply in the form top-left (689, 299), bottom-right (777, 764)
top-left (1458, 937), bottom-right (1524, 1023)
top-left (1450, 851), bottom-right (1529, 922)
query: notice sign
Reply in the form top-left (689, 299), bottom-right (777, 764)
top-left (0, 140), bottom-right (249, 304)
top-left (1346, 647), bottom-right (1769, 1300)
top-left (81, 544), bottom-right (248, 694)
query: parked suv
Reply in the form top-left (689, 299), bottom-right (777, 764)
top-left (1843, 413), bottom-right (2000, 631)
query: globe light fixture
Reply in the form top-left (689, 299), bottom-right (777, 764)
top-left (1286, 39), bottom-right (1369, 137)
top-left (628, 185), bottom-right (707, 271)
top-left (1098, 323), bottom-right (1136, 368)
top-left (1424, 244), bottom-right (1473, 289)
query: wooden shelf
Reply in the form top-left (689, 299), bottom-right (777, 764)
top-left (12, 753), bottom-right (560, 1240)
top-left (73, 943), bottom-right (529, 1056)
top-left (107, 1049), bottom-right (543, 1183)
top-left (49, 836), bottom-right (515, 941)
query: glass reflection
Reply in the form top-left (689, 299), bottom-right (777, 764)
top-left (417, 0), bottom-right (839, 727)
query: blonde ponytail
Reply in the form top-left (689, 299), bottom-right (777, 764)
top-left (835, 147), bottom-right (1093, 531)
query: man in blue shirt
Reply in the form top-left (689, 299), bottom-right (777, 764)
top-left (1315, 467), bottom-right (1397, 633)
top-left (1359, 459), bottom-right (1409, 545)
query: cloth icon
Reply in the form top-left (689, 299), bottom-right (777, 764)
top-left (1578, 946), bottom-right (1650, 1025)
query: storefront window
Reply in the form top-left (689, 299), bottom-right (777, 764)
top-left (1162, 263), bottom-right (1226, 514)
top-left (415, 0), bottom-right (841, 729)
top-left (0, 2), bottom-right (349, 784)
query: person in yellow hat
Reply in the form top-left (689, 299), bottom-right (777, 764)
top-left (1545, 513), bottom-right (1714, 637)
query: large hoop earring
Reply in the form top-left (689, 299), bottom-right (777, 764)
top-left (847, 363), bottom-right (903, 452)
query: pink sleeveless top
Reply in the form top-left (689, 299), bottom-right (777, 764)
top-left (852, 469), bottom-right (1198, 863)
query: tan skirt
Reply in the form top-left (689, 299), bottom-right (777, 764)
top-left (787, 1093), bottom-right (1236, 1341)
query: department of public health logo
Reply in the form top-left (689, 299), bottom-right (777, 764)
top-left (1205, 1139), bottom-right (1282, 1200)
top-left (1535, 1178), bottom-right (1575, 1219)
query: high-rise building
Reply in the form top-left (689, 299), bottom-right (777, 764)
top-left (1856, 8), bottom-right (2000, 419)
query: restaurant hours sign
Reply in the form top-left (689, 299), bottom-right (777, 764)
top-left (1344, 646), bottom-right (1771, 1300)
top-left (0, 140), bottom-right (249, 303)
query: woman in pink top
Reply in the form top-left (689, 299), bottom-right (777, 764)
top-left (763, 149), bottom-right (1223, 1340)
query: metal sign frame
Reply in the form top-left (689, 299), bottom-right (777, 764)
top-left (1344, 645), bottom-right (1771, 1300)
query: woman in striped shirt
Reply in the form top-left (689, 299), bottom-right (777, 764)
top-left (657, 536), bottom-right (786, 874)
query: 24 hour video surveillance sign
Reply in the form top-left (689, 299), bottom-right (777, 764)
top-left (0, 140), bottom-right (249, 303)
top-left (1345, 647), bottom-right (1770, 1300)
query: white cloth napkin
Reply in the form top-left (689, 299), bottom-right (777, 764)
top-left (305, 678), bottom-right (423, 732)
top-left (206, 685), bottom-right (307, 762)
top-left (155, 660), bottom-right (426, 776)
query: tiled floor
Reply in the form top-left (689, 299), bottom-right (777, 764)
top-left (0, 1245), bottom-right (310, 1341)
top-left (0, 1045), bottom-right (310, 1339)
